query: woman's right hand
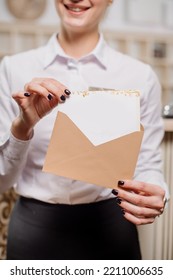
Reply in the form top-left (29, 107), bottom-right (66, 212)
top-left (11, 78), bottom-right (71, 140)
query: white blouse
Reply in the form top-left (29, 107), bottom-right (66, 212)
top-left (0, 34), bottom-right (169, 204)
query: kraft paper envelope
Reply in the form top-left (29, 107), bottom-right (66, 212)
top-left (43, 90), bottom-right (144, 189)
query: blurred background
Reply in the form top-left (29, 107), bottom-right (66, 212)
top-left (0, 0), bottom-right (173, 260)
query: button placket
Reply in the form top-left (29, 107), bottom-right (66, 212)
top-left (67, 59), bottom-right (79, 72)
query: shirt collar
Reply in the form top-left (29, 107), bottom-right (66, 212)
top-left (43, 33), bottom-right (108, 69)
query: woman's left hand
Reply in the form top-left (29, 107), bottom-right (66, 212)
top-left (112, 180), bottom-right (166, 225)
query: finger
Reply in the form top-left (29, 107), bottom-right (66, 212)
top-left (24, 82), bottom-right (51, 100)
top-left (25, 81), bottom-right (70, 103)
top-left (122, 211), bottom-right (155, 225)
top-left (12, 90), bottom-right (26, 98)
top-left (12, 91), bottom-right (29, 105)
top-left (39, 80), bottom-right (71, 100)
top-left (118, 180), bottom-right (165, 197)
top-left (116, 198), bottom-right (161, 218)
top-left (32, 77), bottom-right (66, 90)
top-left (32, 78), bottom-right (71, 98)
top-left (113, 188), bottom-right (164, 209)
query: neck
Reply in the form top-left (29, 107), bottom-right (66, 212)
top-left (58, 27), bottom-right (100, 59)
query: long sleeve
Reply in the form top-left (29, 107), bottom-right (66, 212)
top-left (0, 57), bottom-right (31, 192)
top-left (134, 65), bottom-right (169, 198)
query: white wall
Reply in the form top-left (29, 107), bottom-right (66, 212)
top-left (0, 0), bottom-right (173, 33)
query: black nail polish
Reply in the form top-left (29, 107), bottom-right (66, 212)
top-left (24, 92), bottom-right (30, 97)
top-left (121, 209), bottom-right (125, 215)
top-left (60, 95), bottom-right (66, 101)
top-left (47, 94), bottom-right (53, 101)
top-left (64, 89), bottom-right (71, 95)
top-left (112, 189), bottom-right (118, 196)
top-left (116, 197), bottom-right (122, 204)
top-left (118, 180), bottom-right (124, 186)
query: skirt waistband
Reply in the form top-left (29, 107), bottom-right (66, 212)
top-left (16, 196), bottom-right (118, 228)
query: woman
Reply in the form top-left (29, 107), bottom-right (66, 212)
top-left (0, 0), bottom-right (168, 260)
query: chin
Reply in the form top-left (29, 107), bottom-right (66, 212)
top-left (63, 19), bottom-right (89, 32)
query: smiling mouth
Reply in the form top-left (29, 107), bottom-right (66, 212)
top-left (64, 4), bottom-right (90, 13)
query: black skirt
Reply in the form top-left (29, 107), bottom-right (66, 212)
top-left (7, 196), bottom-right (141, 260)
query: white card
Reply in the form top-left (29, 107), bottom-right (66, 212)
top-left (59, 90), bottom-right (140, 146)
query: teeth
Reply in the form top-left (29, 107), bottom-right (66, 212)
top-left (69, 7), bottom-right (83, 12)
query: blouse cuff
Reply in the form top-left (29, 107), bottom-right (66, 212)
top-left (2, 132), bottom-right (32, 160)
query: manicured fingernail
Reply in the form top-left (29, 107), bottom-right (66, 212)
top-left (118, 180), bottom-right (124, 186)
top-left (121, 209), bottom-right (125, 215)
top-left (112, 189), bottom-right (118, 196)
top-left (64, 89), bottom-right (71, 95)
top-left (116, 197), bottom-right (122, 204)
top-left (60, 95), bottom-right (66, 101)
top-left (24, 92), bottom-right (30, 97)
top-left (47, 94), bottom-right (53, 101)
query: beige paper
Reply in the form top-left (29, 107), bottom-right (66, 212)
top-left (43, 89), bottom-right (144, 189)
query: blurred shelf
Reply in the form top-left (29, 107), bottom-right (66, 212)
top-left (164, 118), bottom-right (173, 132)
